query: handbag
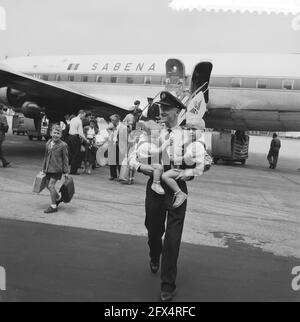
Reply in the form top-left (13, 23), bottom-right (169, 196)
top-left (33, 172), bottom-right (47, 193)
top-left (59, 177), bottom-right (75, 203)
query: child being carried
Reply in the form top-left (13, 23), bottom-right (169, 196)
top-left (136, 121), bottom-right (205, 209)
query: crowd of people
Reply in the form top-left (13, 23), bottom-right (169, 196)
top-left (52, 98), bottom-right (161, 182)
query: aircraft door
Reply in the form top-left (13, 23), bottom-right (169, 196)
top-left (165, 59), bottom-right (186, 95)
top-left (191, 62), bottom-right (213, 103)
top-left (166, 59), bottom-right (185, 84)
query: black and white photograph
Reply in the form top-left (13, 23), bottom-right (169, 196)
top-left (0, 0), bottom-right (300, 306)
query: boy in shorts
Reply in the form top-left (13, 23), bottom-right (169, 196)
top-left (42, 125), bottom-right (70, 214)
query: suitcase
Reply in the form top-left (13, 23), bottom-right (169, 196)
top-left (119, 163), bottom-right (130, 182)
top-left (60, 177), bottom-right (75, 203)
top-left (33, 172), bottom-right (47, 193)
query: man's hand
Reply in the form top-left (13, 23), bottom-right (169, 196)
top-left (139, 165), bottom-right (154, 177)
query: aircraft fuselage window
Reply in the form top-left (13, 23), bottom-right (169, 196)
top-left (41, 75), bottom-right (49, 81)
top-left (257, 79), bottom-right (268, 89)
top-left (82, 75), bottom-right (88, 82)
top-left (111, 76), bottom-right (117, 83)
top-left (55, 75), bottom-right (61, 81)
top-left (231, 78), bottom-right (242, 88)
top-left (96, 76), bottom-right (102, 83)
top-left (116, 76), bottom-right (126, 84)
top-left (282, 80), bottom-right (294, 90)
top-left (144, 76), bottom-right (151, 85)
top-left (68, 75), bottom-right (75, 82)
top-left (151, 76), bottom-right (163, 85)
top-left (126, 77), bottom-right (134, 84)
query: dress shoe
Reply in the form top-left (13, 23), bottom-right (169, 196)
top-left (44, 207), bottom-right (58, 214)
top-left (109, 177), bottom-right (117, 181)
top-left (150, 261), bottom-right (160, 274)
top-left (56, 198), bottom-right (63, 206)
top-left (160, 290), bottom-right (175, 302)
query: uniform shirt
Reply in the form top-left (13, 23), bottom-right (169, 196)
top-left (129, 125), bottom-right (206, 178)
top-left (69, 116), bottom-right (84, 138)
top-left (134, 133), bottom-right (160, 165)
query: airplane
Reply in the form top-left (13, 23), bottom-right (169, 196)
top-left (1, 53), bottom-right (300, 158)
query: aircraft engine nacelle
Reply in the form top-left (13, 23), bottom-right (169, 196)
top-left (21, 102), bottom-right (42, 119)
top-left (0, 87), bottom-right (28, 111)
top-left (0, 87), bottom-right (10, 106)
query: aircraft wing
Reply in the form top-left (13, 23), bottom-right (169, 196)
top-left (0, 63), bottom-right (128, 121)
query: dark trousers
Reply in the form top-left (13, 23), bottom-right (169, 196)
top-left (0, 141), bottom-right (8, 166)
top-left (68, 135), bottom-right (81, 174)
top-left (110, 165), bottom-right (121, 178)
top-left (145, 179), bottom-right (188, 293)
top-left (267, 150), bottom-right (279, 168)
top-left (109, 144), bottom-right (121, 178)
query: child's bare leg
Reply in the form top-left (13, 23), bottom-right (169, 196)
top-left (151, 164), bottom-right (165, 195)
top-left (47, 178), bottom-right (59, 206)
top-left (152, 164), bottom-right (163, 183)
top-left (161, 170), bottom-right (182, 194)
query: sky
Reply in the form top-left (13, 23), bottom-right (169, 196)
top-left (0, 0), bottom-right (300, 59)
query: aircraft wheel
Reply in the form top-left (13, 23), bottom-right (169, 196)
top-left (213, 157), bottom-right (219, 164)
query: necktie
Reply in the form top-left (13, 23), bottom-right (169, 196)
top-left (165, 128), bottom-right (172, 141)
top-left (166, 129), bottom-right (174, 165)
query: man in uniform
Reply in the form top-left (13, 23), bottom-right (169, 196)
top-left (147, 97), bottom-right (160, 121)
top-left (0, 105), bottom-right (10, 168)
top-left (267, 133), bottom-right (281, 169)
top-left (129, 92), bottom-right (205, 302)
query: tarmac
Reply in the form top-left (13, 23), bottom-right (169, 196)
top-left (0, 133), bottom-right (300, 302)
